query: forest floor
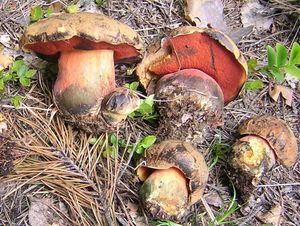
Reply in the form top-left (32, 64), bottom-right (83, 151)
top-left (0, 0), bottom-right (299, 225)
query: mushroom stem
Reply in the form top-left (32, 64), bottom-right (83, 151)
top-left (54, 49), bottom-right (115, 115)
top-left (140, 167), bottom-right (188, 218)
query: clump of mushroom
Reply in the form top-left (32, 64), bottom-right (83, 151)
top-left (228, 115), bottom-right (298, 200)
top-left (136, 26), bottom-right (247, 142)
top-left (136, 140), bottom-right (209, 220)
top-left (20, 12), bottom-right (143, 133)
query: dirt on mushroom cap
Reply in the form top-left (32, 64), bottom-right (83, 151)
top-left (137, 140), bottom-right (209, 207)
top-left (154, 69), bottom-right (224, 144)
top-left (136, 26), bottom-right (247, 103)
top-left (238, 115), bottom-right (298, 168)
top-left (20, 12), bottom-right (143, 61)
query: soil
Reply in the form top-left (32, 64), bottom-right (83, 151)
top-left (0, 0), bottom-right (299, 226)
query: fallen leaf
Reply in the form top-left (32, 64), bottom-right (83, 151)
top-left (184, 0), bottom-right (252, 43)
top-left (28, 197), bottom-right (67, 226)
top-left (0, 34), bottom-right (10, 48)
top-left (241, 0), bottom-right (273, 31)
top-left (285, 73), bottom-right (299, 89)
top-left (0, 53), bottom-right (13, 71)
top-left (269, 84), bottom-right (293, 106)
top-left (184, 0), bottom-right (230, 34)
top-left (257, 204), bottom-right (282, 226)
top-left (203, 191), bottom-right (223, 207)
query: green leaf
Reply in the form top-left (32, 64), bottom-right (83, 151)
top-left (140, 135), bottom-right (156, 148)
top-left (130, 82), bottom-right (139, 91)
top-left (267, 46), bottom-right (276, 68)
top-left (10, 95), bottom-right (22, 108)
top-left (66, 4), bottom-right (78, 13)
top-left (11, 60), bottom-right (25, 72)
top-left (30, 5), bottom-right (43, 22)
top-left (25, 69), bottom-right (37, 78)
top-left (275, 43), bottom-right (288, 67)
top-left (3, 73), bottom-right (13, 82)
top-left (109, 134), bottom-right (117, 146)
top-left (289, 42), bottom-right (300, 65)
top-left (135, 145), bottom-right (144, 154)
top-left (285, 65), bottom-right (300, 79)
top-left (247, 58), bottom-right (257, 74)
top-left (118, 138), bottom-right (127, 148)
top-left (270, 67), bottom-right (285, 82)
top-left (103, 145), bottom-right (117, 158)
top-left (17, 64), bottom-right (29, 77)
top-left (244, 80), bottom-right (264, 91)
top-left (139, 102), bottom-right (153, 115)
top-left (144, 94), bottom-right (154, 106)
top-left (46, 6), bottom-right (54, 17)
top-left (89, 137), bottom-right (97, 145)
top-left (95, 0), bottom-right (106, 6)
top-left (19, 77), bottom-right (31, 86)
top-left (0, 78), bottom-right (5, 91)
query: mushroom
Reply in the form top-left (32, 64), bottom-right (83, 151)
top-left (136, 26), bottom-right (248, 103)
top-left (20, 12), bottom-right (143, 132)
top-left (154, 69), bottom-right (224, 143)
top-left (228, 115), bottom-right (298, 199)
top-left (137, 140), bottom-right (209, 220)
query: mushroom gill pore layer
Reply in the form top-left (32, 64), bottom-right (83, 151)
top-left (148, 32), bottom-right (246, 103)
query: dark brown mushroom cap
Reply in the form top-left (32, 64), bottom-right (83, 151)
top-left (238, 115), bottom-right (298, 168)
top-left (154, 69), bottom-right (224, 143)
top-left (136, 26), bottom-right (247, 103)
top-left (20, 12), bottom-right (143, 62)
top-left (137, 140), bottom-right (209, 207)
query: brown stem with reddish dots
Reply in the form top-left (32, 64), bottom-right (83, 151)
top-left (53, 49), bottom-right (115, 115)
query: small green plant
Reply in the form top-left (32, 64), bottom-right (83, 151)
top-left (89, 134), bottom-right (156, 157)
top-left (134, 135), bottom-right (156, 155)
top-left (66, 4), bottom-right (78, 13)
top-left (150, 219), bottom-right (182, 226)
top-left (0, 59), bottom-right (36, 98)
top-left (10, 95), bottom-right (22, 108)
top-left (125, 81), bottom-right (159, 123)
top-left (124, 81), bottom-right (139, 91)
top-left (208, 135), bottom-right (230, 170)
top-left (244, 42), bottom-right (300, 91)
top-left (209, 182), bottom-right (239, 226)
top-left (30, 5), bottom-right (43, 22)
top-left (46, 6), bottom-right (54, 17)
top-left (129, 94), bottom-right (159, 123)
top-left (95, 0), bottom-right (107, 7)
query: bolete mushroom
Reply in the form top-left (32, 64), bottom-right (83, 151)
top-left (136, 26), bottom-right (248, 103)
top-left (137, 140), bottom-right (209, 220)
top-left (154, 69), bottom-right (224, 143)
top-left (20, 12), bottom-right (143, 132)
top-left (228, 115), bottom-right (298, 199)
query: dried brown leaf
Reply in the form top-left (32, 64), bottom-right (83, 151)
top-left (257, 204), bottom-right (282, 226)
top-left (184, 0), bottom-right (230, 34)
top-left (0, 53), bottom-right (13, 71)
top-left (203, 191), bottom-right (223, 207)
top-left (241, 0), bottom-right (273, 31)
top-left (28, 196), bottom-right (67, 226)
top-left (269, 84), bottom-right (293, 106)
